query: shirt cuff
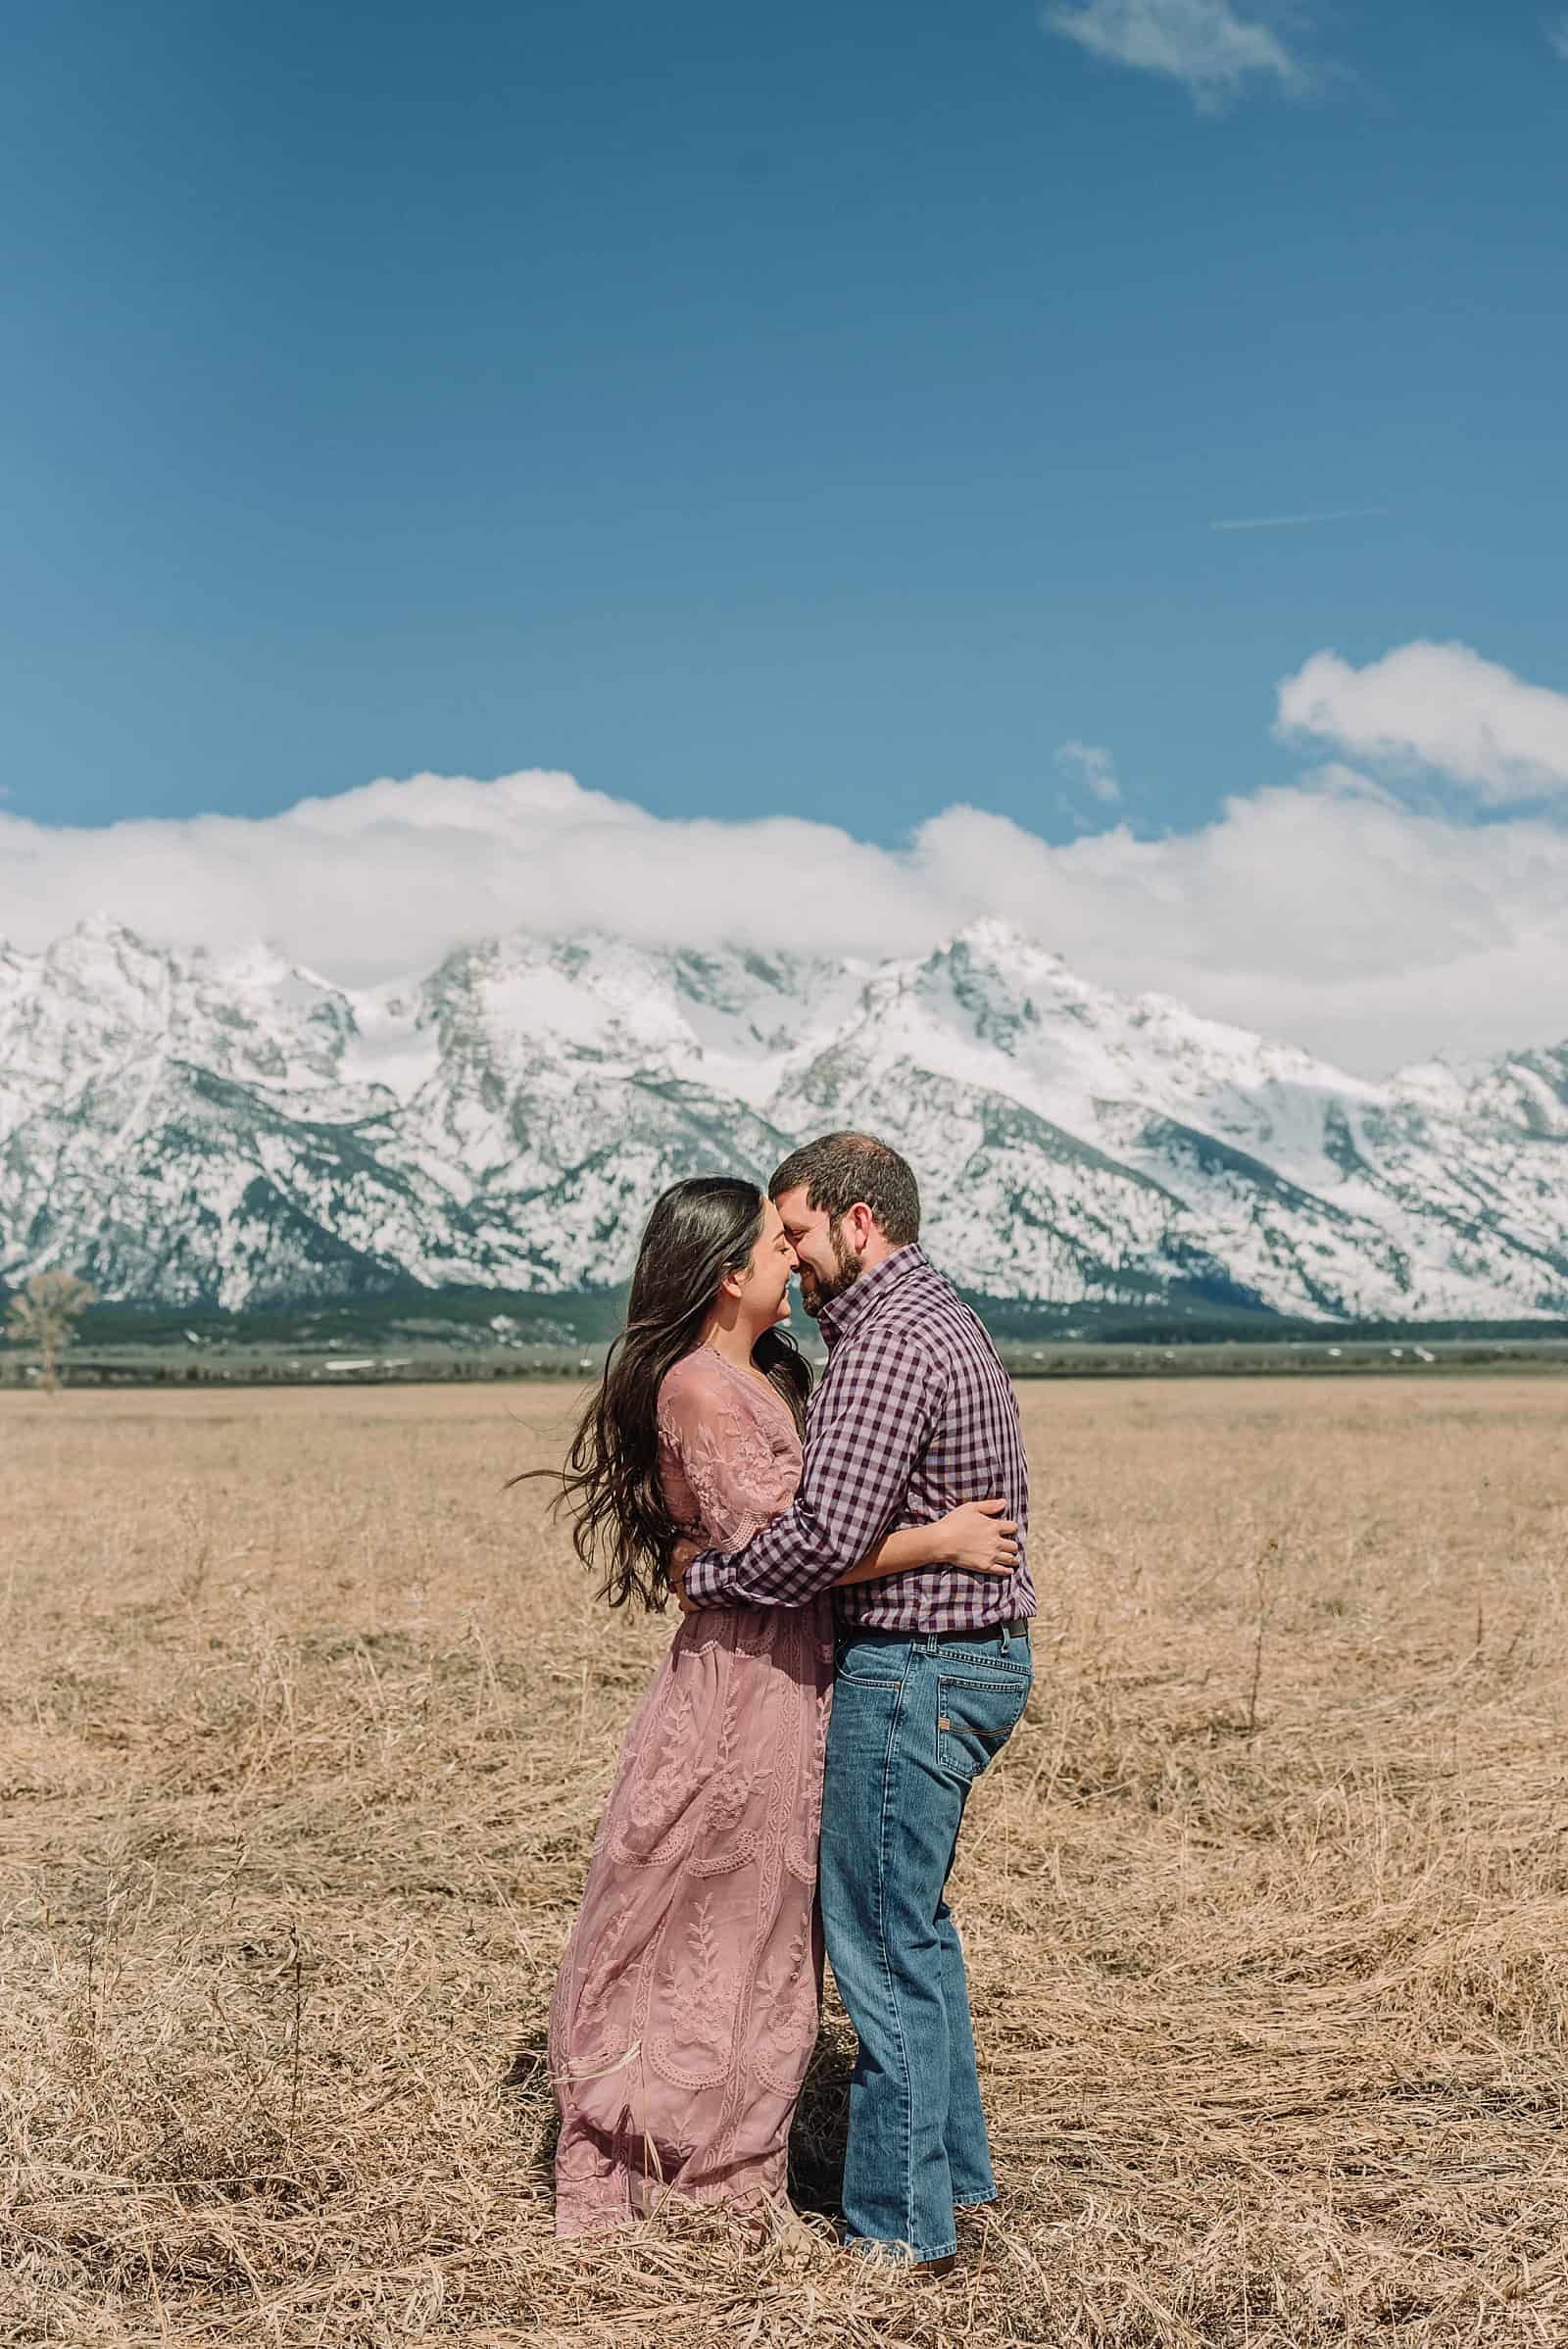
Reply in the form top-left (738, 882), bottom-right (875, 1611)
top-left (681, 1546), bottom-right (746, 1609)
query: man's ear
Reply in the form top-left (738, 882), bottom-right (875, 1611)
top-left (846, 1200), bottom-right (877, 1252)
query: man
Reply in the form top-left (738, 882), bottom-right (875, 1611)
top-left (680, 1131), bottom-right (1034, 2273)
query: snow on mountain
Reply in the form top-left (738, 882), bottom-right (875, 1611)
top-left (2, 914), bottom-right (1565, 1320)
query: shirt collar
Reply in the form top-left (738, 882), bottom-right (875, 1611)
top-left (816, 1243), bottom-right (929, 1351)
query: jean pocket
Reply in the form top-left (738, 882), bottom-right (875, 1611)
top-left (835, 1656), bottom-right (906, 1690)
top-left (936, 1669), bottom-right (1031, 1782)
top-left (934, 1640), bottom-right (1030, 1678)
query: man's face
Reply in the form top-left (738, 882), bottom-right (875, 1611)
top-left (773, 1187), bottom-right (864, 1320)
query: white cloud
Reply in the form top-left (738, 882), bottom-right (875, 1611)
top-left (1054, 740), bottom-right (1122, 804)
top-left (1278, 641), bottom-right (1568, 801)
top-left (4, 721), bottom-right (1568, 1077)
top-left (1042, 0), bottom-right (1306, 106)
top-left (1548, 15), bottom-right (1568, 62)
top-left (0, 771), bottom-right (952, 990)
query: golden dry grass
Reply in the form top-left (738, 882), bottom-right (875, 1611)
top-left (2, 1375), bottom-right (1566, 2348)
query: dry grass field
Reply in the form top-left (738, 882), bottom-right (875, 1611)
top-left (3, 1376), bottom-right (1566, 2348)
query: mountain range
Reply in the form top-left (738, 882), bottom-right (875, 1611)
top-left (3, 913), bottom-right (1567, 1322)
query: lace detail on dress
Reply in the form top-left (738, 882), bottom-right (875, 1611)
top-left (704, 1669), bottom-right (753, 1835)
top-left (785, 1663), bottom-right (832, 1884)
top-left (753, 1907), bottom-right (819, 2096)
top-left (648, 1891), bottom-right (744, 2089)
top-left (573, 1894), bottom-right (642, 2067)
top-left (612, 1681), bottom-right (699, 1866)
top-left (655, 1350), bottom-right (800, 1556)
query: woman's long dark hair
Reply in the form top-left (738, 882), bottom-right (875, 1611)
top-left (525, 1177), bottom-right (809, 1611)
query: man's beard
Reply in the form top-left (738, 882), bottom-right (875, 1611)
top-left (798, 1220), bottom-right (864, 1319)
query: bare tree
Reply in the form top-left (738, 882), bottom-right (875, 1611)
top-left (6, 1271), bottom-right (97, 1394)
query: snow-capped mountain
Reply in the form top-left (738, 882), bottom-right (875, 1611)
top-left (3, 912), bottom-right (1566, 1321)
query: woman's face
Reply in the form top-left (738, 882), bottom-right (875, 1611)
top-left (740, 1199), bottom-right (798, 1328)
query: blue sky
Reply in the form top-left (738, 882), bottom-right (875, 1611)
top-left (4, 0), bottom-right (1564, 842)
top-left (3, 2), bottom-right (1567, 1072)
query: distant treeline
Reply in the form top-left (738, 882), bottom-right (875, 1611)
top-left (4, 1275), bottom-right (1568, 1391)
top-left (4, 1280), bottom-right (1568, 1355)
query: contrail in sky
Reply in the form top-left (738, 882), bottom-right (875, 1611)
top-left (1209, 506), bottom-right (1389, 533)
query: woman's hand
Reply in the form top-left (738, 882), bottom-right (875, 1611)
top-left (669, 1534), bottom-right (701, 1617)
top-left (936, 1497), bottom-right (1019, 1575)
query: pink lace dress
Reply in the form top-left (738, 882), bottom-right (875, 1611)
top-left (548, 1348), bottom-right (834, 2237)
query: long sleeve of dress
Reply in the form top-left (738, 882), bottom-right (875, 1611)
top-left (656, 1352), bottom-right (800, 1556)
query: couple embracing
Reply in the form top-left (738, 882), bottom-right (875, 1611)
top-left (544, 1131), bottom-right (1034, 2271)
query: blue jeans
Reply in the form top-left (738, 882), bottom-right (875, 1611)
top-left (818, 1622), bottom-right (1033, 2263)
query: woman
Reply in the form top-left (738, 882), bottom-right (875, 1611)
top-left (539, 1175), bottom-right (1018, 2238)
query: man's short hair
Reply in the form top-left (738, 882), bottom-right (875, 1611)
top-left (769, 1132), bottom-right (921, 1248)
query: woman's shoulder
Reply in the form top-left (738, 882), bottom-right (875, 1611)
top-left (659, 1348), bottom-right (792, 1440)
top-left (657, 1347), bottom-right (726, 1415)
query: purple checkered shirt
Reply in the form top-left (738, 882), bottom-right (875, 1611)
top-left (680, 1244), bottom-right (1033, 1634)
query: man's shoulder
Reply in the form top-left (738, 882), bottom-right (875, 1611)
top-left (834, 1260), bottom-right (975, 1374)
top-left (891, 1253), bottom-right (982, 1330)
top-left (830, 1310), bottom-right (944, 1377)
top-left (881, 1264), bottom-right (1009, 1375)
